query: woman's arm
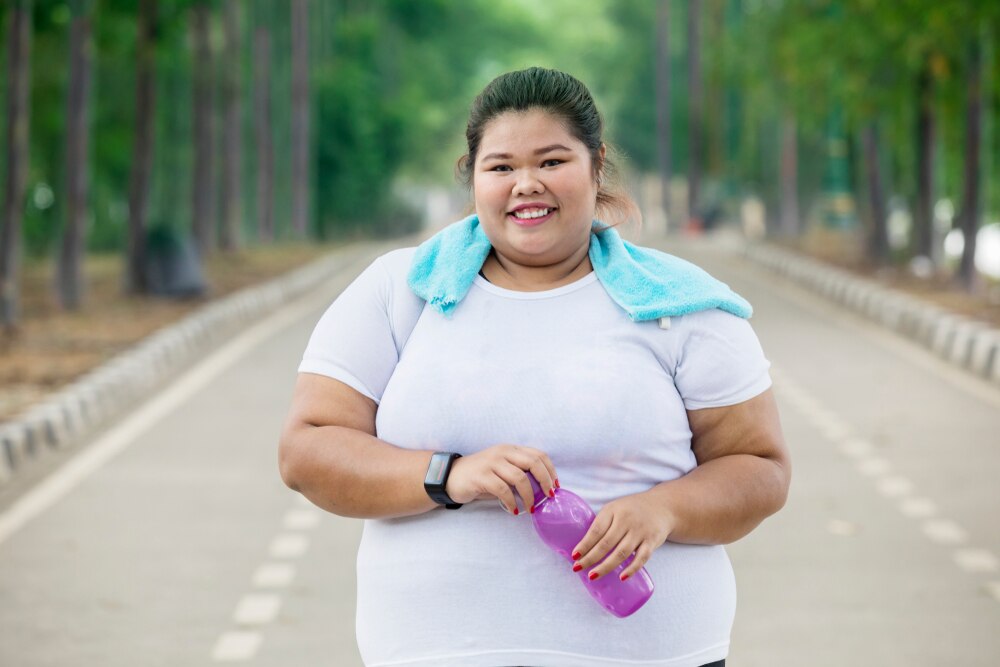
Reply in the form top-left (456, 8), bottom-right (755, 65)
top-left (279, 373), bottom-right (559, 519)
top-left (570, 388), bottom-right (790, 580)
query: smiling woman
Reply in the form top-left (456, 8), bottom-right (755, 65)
top-left (279, 67), bottom-right (789, 667)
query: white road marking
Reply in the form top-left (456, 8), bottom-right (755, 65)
top-left (211, 631), bottom-right (262, 662)
top-left (857, 458), bottom-right (891, 476)
top-left (922, 519), bottom-right (968, 545)
top-left (283, 508), bottom-right (322, 530)
top-left (953, 549), bottom-right (999, 573)
top-left (839, 438), bottom-right (874, 458)
top-left (252, 562), bottom-right (296, 588)
top-left (821, 423), bottom-right (853, 442)
top-left (269, 533), bottom-right (310, 559)
top-left (876, 476), bottom-right (914, 498)
top-left (898, 497), bottom-right (938, 519)
top-left (827, 519), bottom-right (858, 537)
top-left (233, 594), bottom-right (282, 625)
top-left (0, 278), bottom-right (357, 547)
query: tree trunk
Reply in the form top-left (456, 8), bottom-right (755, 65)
top-left (58, 0), bottom-right (93, 311)
top-left (958, 38), bottom-right (983, 290)
top-left (220, 0), bottom-right (243, 252)
top-left (191, 1), bottom-right (216, 257)
top-left (126, 0), bottom-right (158, 294)
top-left (655, 0), bottom-right (672, 231)
top-left (914, 55), bottom-right (936, 261)
top-left (687, 0), bottom-right (702, 227)
top-left (290, 0), bottom-right (310, 239)
top-left (862, 122), bottom-right (889, 264)
top-left (778, 112), bottom-right (799, 237)
top-left (0, 0), bottom-right (33, 333)
top-left (254, 26), bottom-right (274, 242)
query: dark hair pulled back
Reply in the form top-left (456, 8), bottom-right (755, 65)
top-left (457, 67), bottom-right (638, 227)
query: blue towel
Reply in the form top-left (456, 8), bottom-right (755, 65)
top-left (407, 214), bottom-right (752, 321)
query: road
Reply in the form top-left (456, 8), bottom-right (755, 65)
top-left (1, 231), bottom-right (998, 666)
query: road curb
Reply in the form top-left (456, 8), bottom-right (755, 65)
top-left (743, 242), bottom-right (1000, 385)
top-left (0, 239), bottom-right (398, 487)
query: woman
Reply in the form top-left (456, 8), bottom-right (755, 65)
top-left (279, 67), bottom-right (790, 667)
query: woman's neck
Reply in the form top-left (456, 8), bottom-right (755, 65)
top-left (481, 244), bottom-right (593, 292)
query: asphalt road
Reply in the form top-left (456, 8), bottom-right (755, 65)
top-left (1, 231), bottom-right (998, 666)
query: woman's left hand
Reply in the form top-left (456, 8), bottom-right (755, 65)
top-left (569, 491), bottom-right (674, 582)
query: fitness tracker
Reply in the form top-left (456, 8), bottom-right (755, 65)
top-left (424, 452), bottom-right (463, 509)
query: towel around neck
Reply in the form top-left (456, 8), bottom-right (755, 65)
top-left (406, 214), bottom-right (752, 322)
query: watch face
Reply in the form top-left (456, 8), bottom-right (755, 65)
top-left (426, 453), bottom-right (450, 485)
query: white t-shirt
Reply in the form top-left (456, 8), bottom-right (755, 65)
top-left (298, 247), bottom-right (772, 667)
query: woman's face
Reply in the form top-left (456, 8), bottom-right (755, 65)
top-left (473, 109), bottom-right (602, 269)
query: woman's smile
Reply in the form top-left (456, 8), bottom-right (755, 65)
top-left (508, 203), bottom-right (558, 227)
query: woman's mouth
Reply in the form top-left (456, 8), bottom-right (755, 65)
top-left (507, 207), bottom-right (556, 226)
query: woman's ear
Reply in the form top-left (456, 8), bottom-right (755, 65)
top-left (596, 143), bottom-right (608, 184)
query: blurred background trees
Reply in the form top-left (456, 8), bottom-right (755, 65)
top-left (1, 0), bottom-right (999, 332)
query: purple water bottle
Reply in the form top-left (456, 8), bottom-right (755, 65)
top-left (527, 474), bottom-right (654, 617)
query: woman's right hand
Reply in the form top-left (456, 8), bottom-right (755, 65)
top-left (444, 445), bottom-right (558, 514)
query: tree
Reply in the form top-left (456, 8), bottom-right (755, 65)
top-left (290, 0), bottom-right (310, 239)
top-left (655, 0), bottom-right (672, 230)
top-left (190, 0), bottom-right (216, 257)
top-left (957, 35), bottom-right (984, 289)
top-left (57, 0), bottom-right (95, 311)
top-left (253, 7), bottom-right (274, 242)
top-left (126, 0), bottom-right (158, 294)
top-left (687, 0), bottom-right (703, 226)
top-left (0, 0), bottom-right (33, 332)
top-left (220, 0), bottom-right (243, 252)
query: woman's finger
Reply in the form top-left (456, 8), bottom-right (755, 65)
top-left (497, 463), bottom-right (537, 513)
top-left (617, 542), bottom-right (654, 581)
top-left (571, 512), bottom-right (620, 570)
top-left (582, 532), bottom-right (640, 581)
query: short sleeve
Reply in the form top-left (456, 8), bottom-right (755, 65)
top-left (672, 309), bottom-right (772, 410)
top-left (298, 252), bottom-right (420, 404)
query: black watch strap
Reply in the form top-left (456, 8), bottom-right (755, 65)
top-left (424, 452), bottom-right (463, 509)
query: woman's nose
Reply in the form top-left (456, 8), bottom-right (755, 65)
top-left (512, 169), bottom-right (545, 196)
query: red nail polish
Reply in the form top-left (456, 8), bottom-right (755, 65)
top-left (572, 551), bottom-right (581, 561)
top-left (620, 573), bottom-right (630, 582)
top-left (548, 489), bottom-right (555, 498)
top-left (573, 563), bottom-right (582, 572)
top-left (588, 571), bottom-right (599, 581)
top-left (513, 508), bottom-right (519, 516)
top-left (529, 505), bottom-right (535, 514)
top-left (555, 478), bottom-right (561, 489)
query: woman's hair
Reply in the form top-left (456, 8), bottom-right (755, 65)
top-left (457, 67), bottom-right (639, 227)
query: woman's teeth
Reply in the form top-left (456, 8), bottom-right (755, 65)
top-left (511, 208), bottom-right (553, 220)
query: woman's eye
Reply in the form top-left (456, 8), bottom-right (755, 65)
top-left (542, 159), bottom-right (563, 168)
top-left (489, 164), bottom-right (512, 172)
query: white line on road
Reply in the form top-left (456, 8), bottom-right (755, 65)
top-left (898, 497), bottom-right (939, 519)
top-left (839, 438), bottom-right (874, 459)
top-left (922, 519), bottom-right (969, 545)
top-left (252, 562), bottom-right (297, 588)
top-left (283, 508), bottom-right (322, 530)
top-left (0, 279), bottom-right (352, 547)
top-left (269, 533), bottom-right (310, 559)
top-left (857, 458), bottom-right (891, 476)
top-left (953, 549), bottom-right (999, 573)
top-left (234, 594), bottom-right (283, 625)
top-left (876, 476), bottom-right (914, 498)
top-left (211, 631), bottom-right (263, 662)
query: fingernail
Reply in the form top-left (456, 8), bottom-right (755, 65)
top-left (555, 478), bottom-right (561, 489)
top-left (513, 508), bottom-right (519, 516)
top-left (548, 489), bottom-right (555, 498)
top-left (620, 573), bottom-right (630, 582)
top-left (573, 563), bottom-right (582, 572)
top-left (529, 505), bottom-right (535, 514)
top-left (588, 571), bottom-right (599, 581)
top-left (572, 551), bottom-right (581, 561)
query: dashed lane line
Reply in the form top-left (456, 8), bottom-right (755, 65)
top-left (269, 533), bottom-right (310, 559)
top-left (773, 365), bottom-right (999, 607)
top-left (233, 594), bottom-right (283, 625)
top-left (253, 562), bottom-right (297, 588)
top-left (211, 631), bottom-right (263, 662)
